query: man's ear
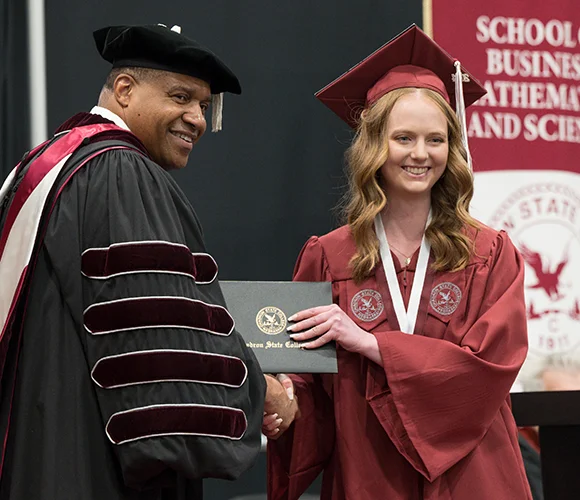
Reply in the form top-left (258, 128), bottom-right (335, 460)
top-left (113, 74), bottom-right (136, 108)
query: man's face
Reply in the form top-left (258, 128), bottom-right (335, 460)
top-left (123, 72), bottom-right (211, 169)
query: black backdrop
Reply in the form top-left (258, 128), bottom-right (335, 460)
top-left (17, 1), bottom-right (422, 497)
top-left (0, 0), bottom-right (29, 174)
top-left (45, 0), bottom-right (422, 283)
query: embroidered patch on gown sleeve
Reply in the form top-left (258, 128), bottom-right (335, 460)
top-left (350, 289), bottom-right (385, 322)
top-left (430, 282), bottom-right (462, 316)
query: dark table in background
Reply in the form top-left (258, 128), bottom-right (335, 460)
top-left (512, 391), bottom-right (580, 500)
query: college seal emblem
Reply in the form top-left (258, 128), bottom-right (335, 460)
top-left (490, 183), bottom-right (580, 360)
top-left (430, 282), bottom-right (462, 315)
top-left (351, 289), bottom-right (384, 322)
top-left (256, 306), bottom-right (287, 335)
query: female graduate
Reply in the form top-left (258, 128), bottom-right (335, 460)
top-left (264, 25), bottom-right (532, 500)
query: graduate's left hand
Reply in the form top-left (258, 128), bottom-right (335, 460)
top-left (288, 304), bottom-right (371, 353)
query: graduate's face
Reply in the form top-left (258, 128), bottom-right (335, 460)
top-left (123, 72), bottom-right (211, 169)
top-left (380, 91), bottom-right (448, 199)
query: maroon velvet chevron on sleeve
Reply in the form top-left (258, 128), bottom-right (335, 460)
top-left (81, 241), bottom-right (218, 283)
top-left (84, 297), bottom-right (234, 336)
top-left (106, 404), bottom-right (248, 445)
top-left (92, 349), bottom-right (247, 389)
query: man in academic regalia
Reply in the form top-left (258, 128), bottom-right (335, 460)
top-left (0, 24), bottom-right (265, 499)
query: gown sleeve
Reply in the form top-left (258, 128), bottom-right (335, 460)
top-left (367, 231), bottom-right (528, 481)
top-left (67, 149), bottom-right (265, 490)
top-left (267, 236), bottom-right (335, 500)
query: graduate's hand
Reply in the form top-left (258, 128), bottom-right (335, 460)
top-left (263, 374), bottom-right (299, 440)
top-left (287, 304), bottom-right (373, 354)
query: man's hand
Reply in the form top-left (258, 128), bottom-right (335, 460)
top-left (262, 374), bottom-right (299, 440)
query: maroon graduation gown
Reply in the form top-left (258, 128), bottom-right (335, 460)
top-left (268, 224), bottom-right (532, 500)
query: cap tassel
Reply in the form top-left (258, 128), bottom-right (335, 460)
top-left (453, 61), bottom-right (472, 171)
top-left (212, 93), bottom-right (224, 132)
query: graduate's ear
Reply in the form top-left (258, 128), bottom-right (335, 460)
top-left (113, 74), bottom-right (136, 108)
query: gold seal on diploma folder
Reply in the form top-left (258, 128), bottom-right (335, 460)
top-left (255, 306), bottom-right (287, 335)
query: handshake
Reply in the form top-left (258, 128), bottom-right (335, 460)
top-left (262, 374), bottom-right (300, 440)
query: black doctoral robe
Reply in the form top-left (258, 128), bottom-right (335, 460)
top-left (0, 113), bottom-right (265, 499)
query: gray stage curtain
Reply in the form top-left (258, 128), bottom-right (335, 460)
top-left (0, 0), bottom-right (29, 179)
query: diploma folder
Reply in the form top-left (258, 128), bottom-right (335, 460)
top-left (221, 281), bottom-right (338, 373)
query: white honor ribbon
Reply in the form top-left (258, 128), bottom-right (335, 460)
top-left (374, 214), bottom-right (431, 334)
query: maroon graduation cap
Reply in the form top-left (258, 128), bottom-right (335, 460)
top-left (315, 24), bottom-right (486, 129)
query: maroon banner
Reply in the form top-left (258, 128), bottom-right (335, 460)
top-left (428, 1), bottom-right (580, 392)
top-left (429, 0), bottom-right (580, 173)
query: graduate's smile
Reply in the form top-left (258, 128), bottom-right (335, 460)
top-left (402, 165), bottom-right (431, 178)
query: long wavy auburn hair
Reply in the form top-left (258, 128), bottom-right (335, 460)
top-left (344, 87), bottom-right (479, 282)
